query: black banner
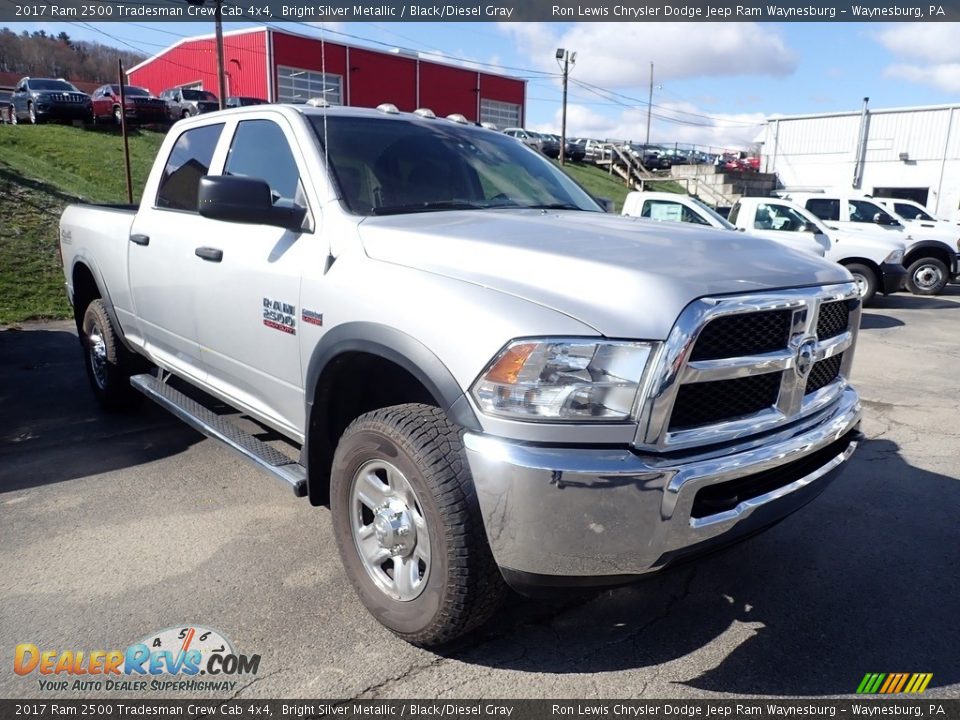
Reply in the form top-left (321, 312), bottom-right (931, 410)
top-left (3, 0), bottom-right (960, 23)
top-left (1, 700), bottom-right (959, 720)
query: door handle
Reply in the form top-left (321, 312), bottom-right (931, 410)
top-left (195, 246), bottom-right (223, 262)
top-left (130, 234), bottom-right (150, 246)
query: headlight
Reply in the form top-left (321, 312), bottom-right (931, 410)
top-left (471, 339), bottom-right (656, 422)
top-left (884, 248), bottom-right (904, 264)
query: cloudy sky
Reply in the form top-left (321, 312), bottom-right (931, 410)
top-left (16, 21), bottom-right (960, 149)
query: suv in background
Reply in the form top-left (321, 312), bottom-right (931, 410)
top-left (502, 127), bottom-right (542, 152)
top-left (91, 85), bottom-right (169, 126)
top-left (160, 87), bottom-right (220, 119)
top-left (10, 77), bottom-right (92, 125)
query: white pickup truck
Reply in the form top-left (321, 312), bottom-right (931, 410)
top-left (781, 191), bottom-right (958, 296)
top-left (59, 105), bottom-right (864, 646)
top-left (623, 191), bottom-right (905, 304)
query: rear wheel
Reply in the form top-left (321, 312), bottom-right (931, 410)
top-left (81, 299), bottom-right (144, 411)
top-left (845, 263), bottom-right (878, 305)
top-left (905, 257), bottom-right (949, 296)
top-left (330, 404), bottom-right (507, 647)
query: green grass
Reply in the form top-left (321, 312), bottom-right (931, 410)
top-left (0, 124), bottom-right (165, 326)
top-left (556, 161), bottom-right (684, 212)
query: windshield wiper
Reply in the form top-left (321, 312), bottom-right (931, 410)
top-left (370, 200), bottom-right (487, 215)
top-left (521, 203), bottom-right (583, 211)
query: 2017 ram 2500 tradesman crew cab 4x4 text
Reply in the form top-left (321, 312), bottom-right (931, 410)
top-left (60, 105), bottom-right (864, 646)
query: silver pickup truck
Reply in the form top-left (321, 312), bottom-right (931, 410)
top-left (59, 105), bottom-right (863, 646)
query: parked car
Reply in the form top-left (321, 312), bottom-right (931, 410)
top-left (226, 96), bottom-right (269, 108)
top-left (534, 132), bottom-right (560, 159)
top-left (60, 104), bottom-right (862, 647)
top-left (781, 191), bottom-right (959, 296)
top-left (624, 143), bottom-right (671, 170)
top-left (160, 87), bottom-right (219, 119)
top-left (0, 91), bottom-right (12, 123)
top-left (502, 127), bottom-right (541, 152)
top-left (10, 77), bottom-right (92, 125)
top-left (576, 138), bottom-right (612, 163)
top-left (622, 191), bottom-right (907, 305)
top-left (91, 85), bottom-right (168, 126)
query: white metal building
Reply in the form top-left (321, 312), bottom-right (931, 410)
top-left (760, 102), bottom-right (960, 220)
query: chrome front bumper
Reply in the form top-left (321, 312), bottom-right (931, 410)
top-left (464, 387), bottom-right (862, 588)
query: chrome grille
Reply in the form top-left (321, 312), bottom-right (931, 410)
top-left (635, 283), bottom-right (861, 451)
top-left (689, 309), bottom-right (792, 361)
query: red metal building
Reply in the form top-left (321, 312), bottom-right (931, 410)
top-left (127, 27), bottom-right (525, 127)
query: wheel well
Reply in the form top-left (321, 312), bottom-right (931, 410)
top-left (904, 245), bottom-right (952, 269)
top-left (307, 352), bottom-right (440, 506)
top-left (839, 257), bottom-right (880, 277)
top-left (71, 263), bottom-right (101, 334)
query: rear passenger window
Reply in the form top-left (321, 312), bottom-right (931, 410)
top-left (805, 198), bottom-right (840, 222)
top-left (224, 119), bottom-right (301, 205)
top-left (156, 123), bottom-right (224, 212)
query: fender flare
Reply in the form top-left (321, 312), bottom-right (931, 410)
top-left (904, 239), bottom-right (958, 274)
top-left (303, 322), bottom-right (481, 505)
top-left (70, 256), bottom-right (136, 354)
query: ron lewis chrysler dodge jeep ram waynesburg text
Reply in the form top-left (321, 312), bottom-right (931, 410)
top-left (59, 104), bottom-right (864, 646)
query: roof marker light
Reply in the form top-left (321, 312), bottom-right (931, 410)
top-left (376, 103), bottom-right (400, 115)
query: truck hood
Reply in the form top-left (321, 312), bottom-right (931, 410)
top-left (357, 209), bottom-right (850, 339)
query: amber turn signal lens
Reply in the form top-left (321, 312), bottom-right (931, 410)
top-left (483, 343), bottom-right (537, 384)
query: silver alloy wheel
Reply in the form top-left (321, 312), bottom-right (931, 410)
top-left (852, 273), bottom-right (869, 297)
top-left (28, 103), bottom-right (36, 124)
top-left (912, 263), bottom-right (944, 291)
top-left (88, 326), bottom-right (108, 390)
top-left (10, 107), bottom-right (17, 125)
top-left (114, 106), bottom-right (123, 125)
top-left (350, 459), bottom-right (431, 602)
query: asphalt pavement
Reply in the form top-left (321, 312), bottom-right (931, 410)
top-left (1, 288), bottom-right (958, 700)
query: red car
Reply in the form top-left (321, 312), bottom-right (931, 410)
top-left (91, 84), bottom-right (169, 126)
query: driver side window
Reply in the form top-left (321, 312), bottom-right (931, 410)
top-left (224, 119), bottom-right (303, 207)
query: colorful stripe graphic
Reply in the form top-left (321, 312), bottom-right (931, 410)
top-left (856, 673), bottom-right (933, 694)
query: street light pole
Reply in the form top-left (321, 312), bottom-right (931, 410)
top-left (215, 0), bottom-right (227, 109)
top-left (557, 48), bottom-right (576, 166)
top-left (645, 61), bottom-right (654, 146)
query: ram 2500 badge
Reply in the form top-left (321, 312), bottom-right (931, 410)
top-left (59, 104), bottom-right (863, 646)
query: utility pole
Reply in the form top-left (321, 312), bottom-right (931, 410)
top-left (556, 48), bottom-right (576, 165)
top-left (645, 61), bottom-right (654, 146)
top-left (215, 0), bottom-right (227, 109)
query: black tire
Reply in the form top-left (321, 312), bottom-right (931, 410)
top-left (80, 299), bottom-right (144, 411)
top-left (905, 257), bottom-right (949, 296)
top-left (330, 403), bottom-right (507, 647)
top-left (845, 262), bottom-right (878, 305)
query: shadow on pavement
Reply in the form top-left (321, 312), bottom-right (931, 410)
top-left (871, 285), bottom-right (960, 311)
top-left (446, 437), bottom-right (958, 696)
top-left (859, 313), bottom-right (905, 330)
top-left (0, 325), bottom-right (201, 491)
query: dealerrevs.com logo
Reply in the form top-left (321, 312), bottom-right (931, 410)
top-left (14, 626), bottom-right (260, 693)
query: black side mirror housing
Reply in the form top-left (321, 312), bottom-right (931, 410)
top-left (873, 212), bottom-right (898, 226)
top-left (198, 176), bottom-right (306, 231)
top-left (803, 221), bottom-right (820, 233)
top-left (595, 197), bottom-right (615, 213)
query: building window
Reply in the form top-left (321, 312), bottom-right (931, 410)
top-left (277, 66), bottom-right (341, 105)
top-left (480, 98), bottom-right (520, 129)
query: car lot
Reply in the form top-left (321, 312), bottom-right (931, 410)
top-left (1, 289), bottom-right (958, 700)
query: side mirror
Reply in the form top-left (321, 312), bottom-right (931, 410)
top-left (595, 196), bottom-right (615, 213)
top-left (803, 221), bottom-right (819, 233)
top-left (198, 176), bottom-right (306, 231)
top-left (873, 212), bottom-right (898, 226)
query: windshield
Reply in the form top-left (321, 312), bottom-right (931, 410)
top-left (892, 202), bottom-right (934, 221)
top-left (310, 115), bottom-right (603, 216)
top-left (182, 90), bottom-right (217, 101)
top-left (31, 79), bottom-right (78, 92)
top-left (112, 85), bottom-right (150, 97)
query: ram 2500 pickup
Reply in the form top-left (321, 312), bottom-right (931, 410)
top-left (60, 104), bottom-right (864, 646)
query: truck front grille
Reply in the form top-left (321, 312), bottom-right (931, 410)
top-left (689, 309), bottom-right (791, 360)
top-left (806, 352), bottom-right (844, 394)
top-left (669, 373), bottom-right (780, 431)
top-left (636, 284), bottom-right (861, 450)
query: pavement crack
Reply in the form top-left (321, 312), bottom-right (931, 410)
top-left (228, 667), bottom-right (284, 700)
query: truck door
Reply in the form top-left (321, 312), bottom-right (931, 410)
top-left (192, 115), bottom-right (316, 436)
top-left (128, 121), bottom-right (226, 384)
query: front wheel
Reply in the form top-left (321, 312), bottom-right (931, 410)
top-left (845, 262), bottom-right (878, 305)
top-left (28, 102), bottom-right (38, 124)
top-left (905, 257), bottom-right (949, 296)
top-left (330, 404), bottom-right (507, 647)
top-left (81, 299), bottom-right (144, 411)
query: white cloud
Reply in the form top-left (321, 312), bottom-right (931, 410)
top-left (875, 24), bottom-right (960, 93)
top-left (500, 22), bottom-right (797, 87)
top-left (530, 102), bottom-right (766, 150)
top-left (884, 63), bottom-right (960, 94)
